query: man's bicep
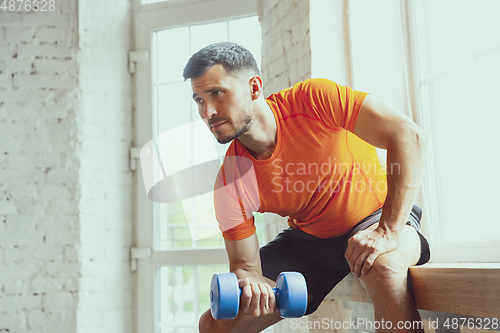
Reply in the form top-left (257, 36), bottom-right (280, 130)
top-left (352, 95), bottom-right (421, 149)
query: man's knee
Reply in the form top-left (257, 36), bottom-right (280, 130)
top-left (359, 252), bottom-right (408, 292)
top-left (199, 310), bottom-right (217, 333)
top-left (360, 225), bottom-right (421, 290)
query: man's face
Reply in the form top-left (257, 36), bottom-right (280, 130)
top-left (191, 64), bottom-right (254, 144)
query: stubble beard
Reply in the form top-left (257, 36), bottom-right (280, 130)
top-left (215, 108), bottom-right (253, 144)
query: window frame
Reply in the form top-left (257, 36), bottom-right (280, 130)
top-left (132, 0), bottom-right (259, 332)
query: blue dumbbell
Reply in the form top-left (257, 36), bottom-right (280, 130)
top-left (210, 271), bottom-right (308, 320)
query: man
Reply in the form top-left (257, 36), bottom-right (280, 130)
top-left (184, 42), bottom-right (430, 333)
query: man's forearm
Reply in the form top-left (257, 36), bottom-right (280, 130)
top-left (224, 233), bottom-right (264, 280)
top-left (378, 126), bottom-right (428, 238)
top-left (223, 233), bottom-right (277, 317)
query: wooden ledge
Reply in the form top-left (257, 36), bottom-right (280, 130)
top-left (409, 264), bottom-right (500, 318)
top-left (324, 264), bottom-right (500, 318)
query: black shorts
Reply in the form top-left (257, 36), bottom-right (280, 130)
top-left (259, 204), bottom-right (430, 315)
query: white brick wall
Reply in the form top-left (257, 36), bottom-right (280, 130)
top-left (258, 0), bottom-right (311, 96)
top-left (0, 0), bottom-right (133, 332)
top-left (0, 2), bottom-right (80, 332)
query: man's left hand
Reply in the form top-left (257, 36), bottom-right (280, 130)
top-left (344, 227), bottom-right (399, 278)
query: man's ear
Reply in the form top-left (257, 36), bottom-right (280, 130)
top-left (249, 75), bottom-right (264, 100)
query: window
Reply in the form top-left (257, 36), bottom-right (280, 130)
top-left (347, 0), bottom-right (500, 262)
top-left (132, 1), bottom-right (266, 332)
top-left (152, 16), bottom-right (263, 252)
top-left (152, 16), bottom-right (265, 332)
top-left (413, 0), bottom-right (500, 244)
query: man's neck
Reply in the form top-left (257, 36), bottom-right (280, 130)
top-left (237, 99), bottom-right (277, 160)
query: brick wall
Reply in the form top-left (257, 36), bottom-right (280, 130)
top-left (258, 0), bottom-right (311, 96)
top-left (0, 2), bottom-right (81, 331)
top-left (0, 0), bottom-right (133, 332)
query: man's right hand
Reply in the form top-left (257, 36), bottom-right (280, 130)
top-left (238, 277), bottom-right (277, 317)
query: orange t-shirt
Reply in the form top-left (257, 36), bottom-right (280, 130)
top-left (214, 78), bottom-right (387, 241)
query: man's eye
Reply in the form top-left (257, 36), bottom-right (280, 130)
top-left (195, 98), bottom-right (203, 104)
top-left (212, 91), bottom-right (222, 97)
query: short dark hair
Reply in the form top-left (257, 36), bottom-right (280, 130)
top-left (183, 42), bottom-right (260, 80)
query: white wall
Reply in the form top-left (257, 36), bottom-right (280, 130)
top-left (0, 1), bottom-right (133, 332)
top-left (77, 0), bottom-right (134, 332)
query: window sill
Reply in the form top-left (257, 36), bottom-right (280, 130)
top-left (325, 263), bottom-right (500, 318)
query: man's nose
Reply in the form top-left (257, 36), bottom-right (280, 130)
top-left (202, 102), bottom-right (218, 119)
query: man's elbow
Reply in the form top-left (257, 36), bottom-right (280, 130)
top-left (414, 127), bottom-right (429, 151)
top-left (404, 126), bottom-right (429, 157)
top-left (394, 124), bottom-right (428, 153)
